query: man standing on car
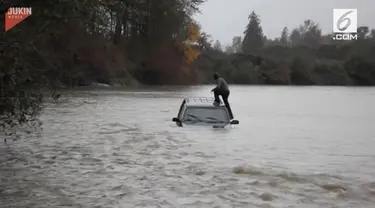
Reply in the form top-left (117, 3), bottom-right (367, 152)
top-left (211, 72), bottom-right (234, 120)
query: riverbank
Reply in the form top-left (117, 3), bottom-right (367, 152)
top-left (193, 44), bottom-right (375, 86)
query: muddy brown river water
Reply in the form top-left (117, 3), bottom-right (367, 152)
top-left (1, 85), bottom-right (375, 208)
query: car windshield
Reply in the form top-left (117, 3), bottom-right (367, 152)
top-left (183, 107), bottom-right (228, 123)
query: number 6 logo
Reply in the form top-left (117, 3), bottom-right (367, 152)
top-left (333, 9), bottom-right (357, 33)
top-left (337, 11), bottom-right (352, 31)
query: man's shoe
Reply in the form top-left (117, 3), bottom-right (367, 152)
top-left (213, 101), bottom-right (220, 106)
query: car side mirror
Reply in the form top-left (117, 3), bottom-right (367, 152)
top-left (230, 120), bottom-right (239, 125)
top-left (172, 117), bottom-right (182, 127)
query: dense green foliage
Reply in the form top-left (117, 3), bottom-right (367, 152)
top-left (1, 0), bottom-right (205, 138)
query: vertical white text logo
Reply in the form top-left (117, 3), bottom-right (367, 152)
top-left (333, 9), bottom-right (357, 40)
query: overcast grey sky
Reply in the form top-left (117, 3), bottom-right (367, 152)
top-left (193, 0), bottom-right (374, 45)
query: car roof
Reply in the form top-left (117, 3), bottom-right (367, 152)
top-left (183, 97), bottom-right (225, 107)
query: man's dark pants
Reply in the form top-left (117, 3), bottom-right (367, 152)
top-left (214, 88), bottom-right (234, 119)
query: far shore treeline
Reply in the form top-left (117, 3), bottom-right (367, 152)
top-left (1, 1), bottom-right (375, 137)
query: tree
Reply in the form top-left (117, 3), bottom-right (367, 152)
top-left (357, 26), bottom-right (370, 39)
top-left (241, 11), bottom-right (264, 53)
top-left (299, 20), bottom-right (322, 47)
top-left (231, 36), bottom-right (242, 53)
top-left (280, 27), bottom-right (289, 46)
top-left (264, 38), bottom-right (281, 47)
top-left (288, 20), bottom-right (321, 47)
top-left (182, 23), bottom-right (201, 64)
top-left (213, 40), bottom-right (222, 51)
top-left (225, 45), bottom-right (235, 54)
top-left (198, 32), bottom-right (213, 49)
top-left (371, 29), bottom-right (375, 40)
top-left (289, 28), bottom-right (301, 45)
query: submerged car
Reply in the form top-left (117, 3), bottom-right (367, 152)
top-left (172, 97), bottom-right (239, 127)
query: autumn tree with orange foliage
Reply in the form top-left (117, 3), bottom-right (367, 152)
top-left (182, 23), bottom-right (201, 64)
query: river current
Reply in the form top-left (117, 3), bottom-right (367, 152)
top-left (1, 85), bottom-right (375, 208)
